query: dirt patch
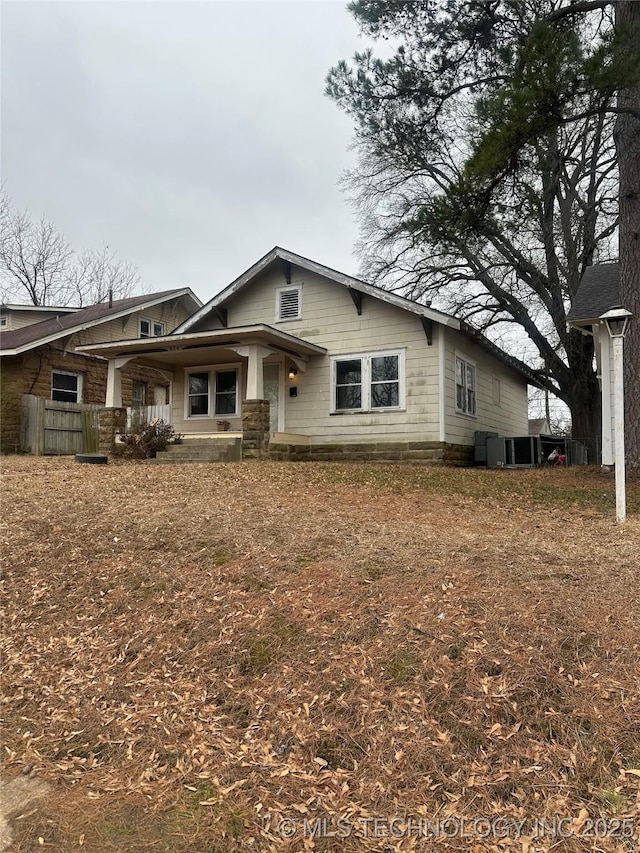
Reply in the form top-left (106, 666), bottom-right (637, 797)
top-left (1, 458), bottom-right (639, 851)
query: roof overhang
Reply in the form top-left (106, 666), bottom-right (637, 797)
top-left (0, 304), bottom-right (80, 313)
top-left (76, 324), bottom-right (328, 368)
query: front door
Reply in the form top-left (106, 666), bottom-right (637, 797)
top-left (263, 364), bottom-right (280, 433)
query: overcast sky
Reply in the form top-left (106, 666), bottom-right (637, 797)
top-left (1, 0), bottom-right (365, 301)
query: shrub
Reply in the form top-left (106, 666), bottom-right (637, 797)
top-left (118, 418), bottom-right (175, 459)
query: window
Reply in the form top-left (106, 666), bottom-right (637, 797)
top-left (52, 370), bottom-right (82, 403)
top-left (140, 318), bottom-right (165, 338)
top-left (214, 370), bottom-right (237, 415)
top-left (132, 381), bottom-right (146, 407)
top-left (188, 372), bottom-right (210, 416)
top-left (186, 368), bottom-right (239, 418)
top-left (0, 316), bottom-right (7, 329)
top-left (332, 350), bottom-right (404, 413)
top-left (455, 355), bottom-right (476, 415)
top-left (276, 285), bottom-right (301, 321)
top-left (492, 377), bottom-right (501, 406)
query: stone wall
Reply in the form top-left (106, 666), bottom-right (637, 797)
top-left (268, 440), bottom-right (473, 465)
top-left (241, 400), bottom-right (270, 458)
top-left (0, 358), bottom-right (24, 454)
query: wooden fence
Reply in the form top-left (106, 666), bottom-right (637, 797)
top-left (126, 404), bottom-right (172, 430)
top-left (21, 395), bottom-right (101, 456)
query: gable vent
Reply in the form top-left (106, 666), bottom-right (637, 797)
top-left (277, 287), bottom-right (301, 321)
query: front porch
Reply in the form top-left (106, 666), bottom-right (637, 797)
top-left (77, 324), bottom-right (327, 456)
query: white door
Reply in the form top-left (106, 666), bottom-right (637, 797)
top-left (263, 364), bottom-right (280, 433)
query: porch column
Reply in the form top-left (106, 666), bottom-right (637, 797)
top-left (231, 344), bottom-right (274, 399)
top-left (105, 356), bottom-right (136, 408)
top-left (598, 325), bottom-right (614, 467)
top-left (105, 359), bottom-right (123, 408)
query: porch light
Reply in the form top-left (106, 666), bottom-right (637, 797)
top-left (288, 367), bottom-right (298, 380)
top-left (601, 306), bottom-right (632, 338)
top-left (600, 306), bottom-right (632, 523)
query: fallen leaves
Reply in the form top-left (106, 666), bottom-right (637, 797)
top-left (1, 457), bottom-right (639, 852)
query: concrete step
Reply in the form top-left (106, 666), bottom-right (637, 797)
top-left (150, 455), bottom-right (227, 464)
top-left (151, 437), bottom-right (242, 463)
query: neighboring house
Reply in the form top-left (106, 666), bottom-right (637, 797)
top-left (566, 262), bottom-right (622, 467)
top-left (78, 248), bottom-right (539, 463)
top-left (0, 289), bottom-right (202, 453)
top-left (0, 303), bottom-right (80, 332)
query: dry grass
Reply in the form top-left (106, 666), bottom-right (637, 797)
top-left (1, 457), bottom-right (639, 852)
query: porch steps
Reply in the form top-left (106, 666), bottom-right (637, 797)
top-left (150, 437), bottom-right (242, 464)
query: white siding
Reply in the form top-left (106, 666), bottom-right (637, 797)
top-left (189, 268), bottom-right (442, 443)
top-left (178, 267), bottom-right (529, 444)
top-left (2, 309), bottom-right (77, 331)
top-left (442, 328), bottom-right (529, 445)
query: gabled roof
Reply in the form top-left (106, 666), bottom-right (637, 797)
top-left (174, 246), bottom-right (461, 334)
top-left (0, 288), bottom-right (202, 356)
top-left (175, 246), bottom-right (540, 386)
top-left (567, 262), bottom-right (620, 325)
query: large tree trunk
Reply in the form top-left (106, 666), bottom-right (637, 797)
top-left (615, 1), bottom-right (640, 468)
top-left (565, 330), bottom-right (601, 460)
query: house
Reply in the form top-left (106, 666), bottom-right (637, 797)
top-left (566, 262), bottom-right (624, 468)
top-left (0, 288), bottom-right (202, 453)
top-left (76, 248), bottom-right (539, 463)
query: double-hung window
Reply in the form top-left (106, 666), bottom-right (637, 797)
top-left (455, 355), bottom-right (476, 416)
top-left (52, 370), bottom-right (82, 403)
top-left (332, 350), bottom-right (405, 413)
top-left (187, 368), bottom-right (239, 418)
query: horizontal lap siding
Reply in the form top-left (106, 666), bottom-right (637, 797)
top-left (443, 329), bottom-right (529, 445)
top-left (221, 269), bottom-right (441, 444)
top-left (72, 300), bottom-right (194, 346)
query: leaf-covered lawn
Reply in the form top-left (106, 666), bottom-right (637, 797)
top-left (1, 457), bottom-right (639, 852)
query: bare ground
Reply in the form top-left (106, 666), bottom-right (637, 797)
top-left (1, 457), bottom-right (639, 852)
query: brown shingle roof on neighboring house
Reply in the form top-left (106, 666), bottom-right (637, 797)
top-left (0, 289), bottom-right (201, 354)
top-left (567, 263), bottom-right (620, 324)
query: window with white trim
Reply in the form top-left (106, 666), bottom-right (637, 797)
top-left (52, 370), bottom-right (82, 403)
top-left (186, 368), bottom-right (239, 418)
top-left (455, 355), bottom-right (476, 415)
top-left (331, 350), bottom-right (405, 413)
top-left (0, 316), bottom-right (7, 329)
top-left (492, 377), bottom-right (501, 406)
top-left (140, 318), bottom-right (165, 338)
top-left (276, 285), bottom-right (302, 322)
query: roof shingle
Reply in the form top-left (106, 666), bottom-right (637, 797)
top-left (567, 263), bottom-right (620, 323)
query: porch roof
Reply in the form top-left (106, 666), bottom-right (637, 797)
top-left (75, 323), bottom-right (328, 368)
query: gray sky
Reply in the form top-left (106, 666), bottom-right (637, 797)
top-left (1, 0), bottom-right (364, 301)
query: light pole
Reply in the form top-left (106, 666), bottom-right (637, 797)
top-left (600, 307), bottom-right (632, 523)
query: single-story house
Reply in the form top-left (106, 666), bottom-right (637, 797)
top-left (77, 247), bottom-right (540, 463)
top-left (566, 262), bottom-right (624, 467)
top-left (0, 288), bottom-right (201, 453)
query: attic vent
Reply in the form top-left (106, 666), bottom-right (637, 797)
top-left (277, 286), bottom-right (301, 322)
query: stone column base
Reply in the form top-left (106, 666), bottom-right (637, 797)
top-left (242, 400), bottom-right (270, 458)
top-left (99, 408), bottom-right (126, 454)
